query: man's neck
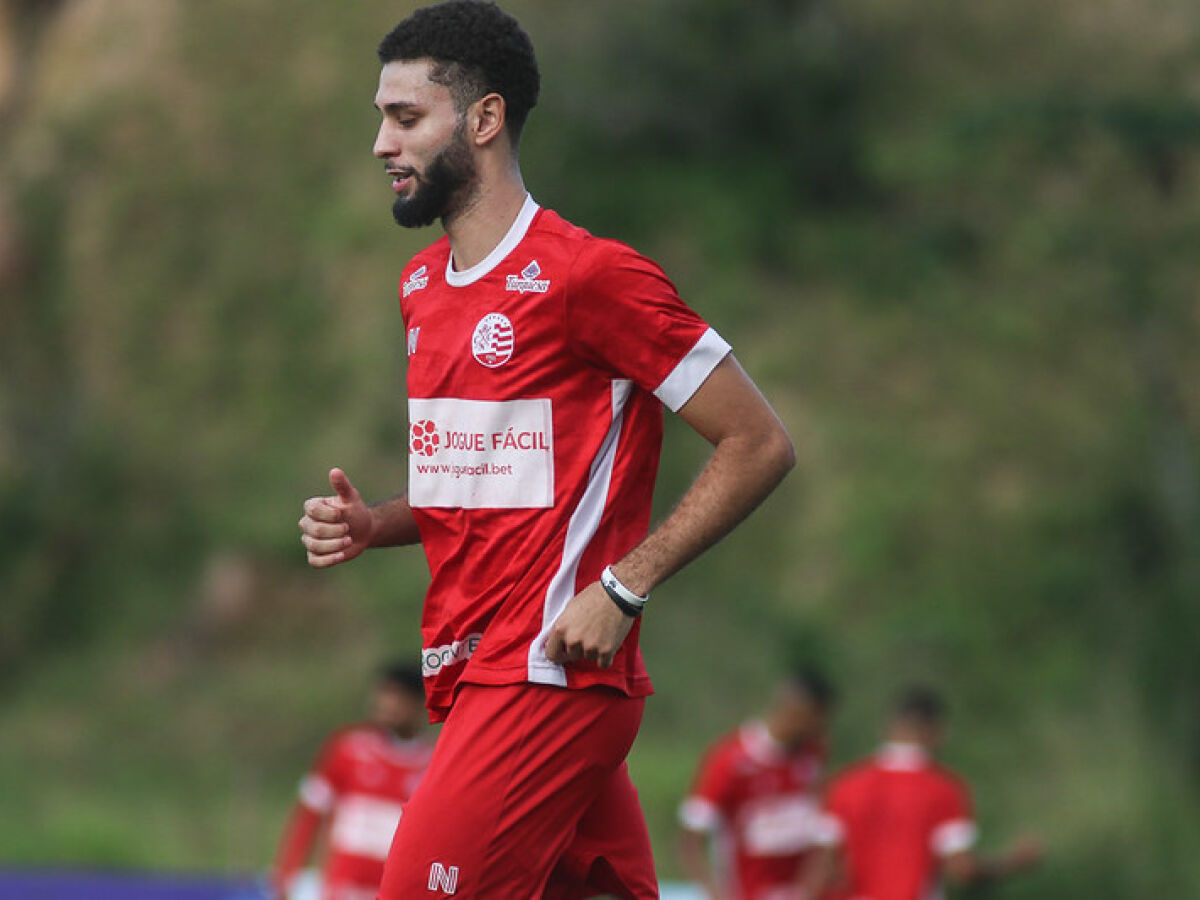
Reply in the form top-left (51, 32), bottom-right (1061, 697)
top-left (445, 173), bottom-right (529, 272)
top-left (381, 722), bottom-right (420, 742)
top-left (877, 740), bottom-right (931, 770)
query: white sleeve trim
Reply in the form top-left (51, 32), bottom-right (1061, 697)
top-left (813, 812), bottom-right (846, 847)
top-left (299, 774), bottom-right (335, 813)
top-left (678, 796), bottom-right (723, 832)
top-left (931, 819), bottom-right (978, 856)
top-left (654, 328), bottom-right (732, 412)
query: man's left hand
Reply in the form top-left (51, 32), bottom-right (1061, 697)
top-left (543, 582), bottom-right (636, 668)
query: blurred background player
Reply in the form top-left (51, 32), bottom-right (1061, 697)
top-left (678, 667), bottom-right (836, 900)
top-left (804, 685), bottom-right (1041, 900)
top-left (271, 662), bottom-right (433, 900)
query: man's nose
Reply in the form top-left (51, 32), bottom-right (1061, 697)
top-left (373, 121), bottom-right (398, 159)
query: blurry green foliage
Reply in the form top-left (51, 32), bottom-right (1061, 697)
top-left (524, 0), bottom-right (870, 265)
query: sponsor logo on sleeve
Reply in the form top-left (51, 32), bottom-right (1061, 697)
top-left (504, 259), bottom-right (550, 294)
top-left (403, 265), bottom-right (429, 298)
top-left (471, 313), bottom-right (515, 368)
top-left (407, 326), bottom-right (421, 357)
top-left (329, 795), bottom-right (406, 860)
top-left (408, 397), bottom-right (554, 509)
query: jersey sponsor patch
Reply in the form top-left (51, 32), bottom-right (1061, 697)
top-left (740, 795), bottom-right (823, 856)
top-left (329, 794), bottom-right (406, 860)
top-left (422, 633), bottom-right (483, 677)
top-left (408, 397), bottom-right (554, 509)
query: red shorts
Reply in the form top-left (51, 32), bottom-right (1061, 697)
top-left (377, 682), bottom-right (658, 899)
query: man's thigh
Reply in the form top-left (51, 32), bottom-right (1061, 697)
top-left (378, 682), bottom-right (645, 899)
top-left (545, 761), bottom-right (659, 900)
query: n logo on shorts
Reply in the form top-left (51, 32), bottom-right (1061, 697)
top-left (427, 862), bottom-right (459, 894)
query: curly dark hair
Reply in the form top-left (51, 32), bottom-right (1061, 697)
top-left (377, 1), bottom-right (540, 142)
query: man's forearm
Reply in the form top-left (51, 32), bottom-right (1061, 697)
top-left (677, 829), bottom-right (724, 899)
top-left (798, 845), bottom-right (838, 898)
top-left (945, 843), bottom-right (1040, 887)
top-left (967, 852), bottom-right (1028, 882)
top-left (368, 493), bottom-right (422, 548)
top-left (273, 805), bottom-right (322, 895)
top-left (613, 425), bottom-right (794, 596)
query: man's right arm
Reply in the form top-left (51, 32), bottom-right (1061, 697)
top-left (942, 835), bottom-right (1043, 886)
top-left (797, 843), bottom-right (840, 899)
top-left (676, 825), bottom-right (726, 900)
top-left (677, 764), bottom-right (735, 900)
top-left (273, 753), bottom-right (340, 900)
top-left (934, 778), bottom-right (1042, 887)
top-left (271, 803), bottom-right (324, 898)
top-left (299, 468), bottom-right (421, 568)
top-left (802, 805), bottom-right (848, 899)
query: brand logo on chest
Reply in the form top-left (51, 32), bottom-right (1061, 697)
top-left (505, 259), bottom-right (550, 293)
top-left (471, 313), bottom-right (515, 368)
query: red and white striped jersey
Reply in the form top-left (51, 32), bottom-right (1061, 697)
top-left (282, 724), bottom-right (433, 896)
top-left (679, 721), bottom-right (827, 900)
top-left (399, 196), bottom-right (730, 720)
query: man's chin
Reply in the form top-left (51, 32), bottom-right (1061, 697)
top-left (391, 197), bottom-right (442, 229)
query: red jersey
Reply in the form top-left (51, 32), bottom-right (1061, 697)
top-left (679, 721), bottom-right (827, 900)
top-left (400, 196), bottom-right (730, 719)
top-left (817, 744), bottom-right (977, 900)
top-left (274, 724), bottom-right (433, 900)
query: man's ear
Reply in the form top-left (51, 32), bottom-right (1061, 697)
top-left (471, 92), bottom-right (507, 146)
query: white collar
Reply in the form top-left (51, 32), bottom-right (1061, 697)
top-left (877, 741), bottom-right (931, 771)
top-left (388, 733), bottom-right (428, 752)
top-left (444, 193), bottom-right (540, 287)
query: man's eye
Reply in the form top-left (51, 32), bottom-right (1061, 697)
top-left (399, 118), bottom-right (418, 128)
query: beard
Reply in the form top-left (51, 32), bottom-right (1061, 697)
top-left (391, 126), bottom-right (477, 228)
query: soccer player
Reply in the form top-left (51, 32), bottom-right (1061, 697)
top-left (271, 663), bottom-right (433, 900)
top-left (296, 2), bottom-right (795, 897)
top-left (803, 686), bottom-right (1042, 900)
top-left (677, 668), bottom-right (835, 900)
